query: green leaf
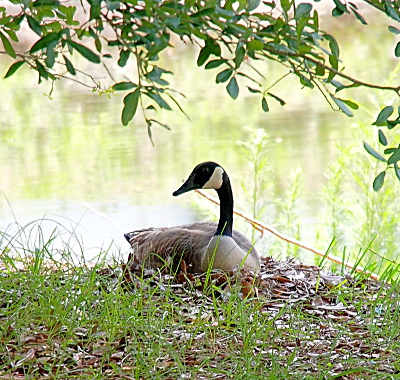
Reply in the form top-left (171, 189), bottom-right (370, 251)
top-left (45, 40), bottom-right (57, 68)
top-left (205, 59), bottom-right (227, 69)
top-left (62, 4), bottom-right (77, 25)
top-left (247, 0), bottom-right (260, 12)
top-left (378, 130), bottom-right (387, 146)
top-left (350, 8), bottom-right (367, 25)
top-left (384, 148), bottom-right (398, 154)
top-left (384, 1), bottom-right (400, 22)
top-left (330, 94), bottom-right (353, 117)
top-left (0, 31), bottom-right (16, 58)
top-left (89, 0), bottom-right (101, 19)
top-left (4, 60), bottom-right (25, 78)
top-left (394, 162), bottom-right (400, 181)
top-left (148, 118), bottom-right (171, 130)
top-left (388, 25), bottom-right (400, 34)
top-left (333, 0), bottom-right (348, 13)
top-left (209, 41), bottom-right (221, 57)
top-left (295, 3), bottom-right (312, 20)
top-left (146, 91), bottom-right (172, 110)
top-left (327, 35), bottom-right (340, 57)
top-left (34, 0), bottom-right (60, 6)
top-left (215, 6), bottom-right (236, 17)
top-left (226, 77), bottom-right (239, 99)
top-left (197, 45), bottom-right (211, 66)
top-left (30, 32), bottom-right (59, 53)
top-left (373, 106), bottom-right (394, 126)
top-left (261, 97), bottom-right (269, 112)
top-left (67, 40), bottom-right (100, 63)
top-left (63, 54), bottom-right (76, 75)
top-left (373, 171), bottom-right (386, 191)
top-left (299, 73), bottom-right (314, 88)
top-left (190, 7), bottom-right (215, 18)
top-left (247, 86), bottom-right (261, 94)
top-left (387, 147), bottom-right (400, 165)
top-left (146, 66), bottom-right (169, 86)
top-left (280, 0), bottom-right (290, 13)
top-left (197, 38), bottom-right (221, 66)
top-left (27, 15), bottom-right (42, 36)
top-left (247, 39), bottom-right (264, 51)
top-left (121, 89), bottom-right (140, 126)
top-left (94, 37), bottom-right (102, 52)
top-left (4, 28), bottom-right (18, 43)
top-left (216, 68), bottom-right (233, 84)
top-left (113, 82), bottom-right (137, 91)
top-left (267, 92), bottom-right (286, 106)
top-left (331, 81), bottom-right (344, 91)
top-left (395, 42), bottom-right (400, 58)
top-left (339, 98), bottom-right (359, 110)
top-left (332, 7), bottom-right (344, 17)
top-left (315, 63), bottom-right (325, 76)
top-left (147, 37), bottom-right (169, 59)
top-left (363, 141), bottom-right (387, 162)
top-left (118, 49), bottom-right (130, 67)
top-left (36, 60), bottom-right (48, 81)
top-left (229, 23), bottom-right (252, 35)
top-left (234, 46), bottom-right (245, 68)
top-left (327, 60), bottom-right (337, 83)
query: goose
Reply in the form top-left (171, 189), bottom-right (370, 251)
top-left (124, 162), bottom-right (260, 273)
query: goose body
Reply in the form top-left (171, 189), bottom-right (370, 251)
top-left (125, 162), bottom-right (260, 273)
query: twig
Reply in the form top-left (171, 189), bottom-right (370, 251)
top-left (262, 47), bottom-right (400, 95)
top-left (195, 189), bottom-right (379, 281)
top-left (82, 202), bottom-right (125, 233)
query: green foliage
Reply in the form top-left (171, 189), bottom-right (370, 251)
top-left (236, 119), bottom-right (399, 276)
top-left (317, 118), bottom-right (400, 272)
top-left (238, 128), bottom-right (275, 243)
top-left (122, 89), bottom-right (140, 126)
top-left (0, 1), bottom-right (400, 186)
top-left (364, 105), bottom-right (400, 190)
top-left (272, 169), bottom-right (304, 258)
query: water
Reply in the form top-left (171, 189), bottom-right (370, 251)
top-left (0, 9), bottom-right (397, 259)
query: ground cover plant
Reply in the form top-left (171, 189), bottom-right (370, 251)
top-left (0, 219), bottom-right (399, 380)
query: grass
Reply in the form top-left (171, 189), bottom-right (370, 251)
top-left (1, 222), bottom-right (399, 379)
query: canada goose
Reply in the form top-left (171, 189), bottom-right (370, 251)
top-left (124, 162), bottom-right (260, 273)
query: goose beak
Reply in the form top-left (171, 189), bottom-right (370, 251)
top-left (173, 177), bottom-right (198, 196)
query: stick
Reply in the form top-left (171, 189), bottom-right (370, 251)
top-left (195, 189), bottom-right (379, 281)
top-left (83, 202), bottom-right (125, 233)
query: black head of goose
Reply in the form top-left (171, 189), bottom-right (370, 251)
top-left (124, 162), bottom-right (260, 273)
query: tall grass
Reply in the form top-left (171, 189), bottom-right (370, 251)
top-left (316, 117), bottom-right (400, 278)
top-left (234, 114), bottom-right (400, 280)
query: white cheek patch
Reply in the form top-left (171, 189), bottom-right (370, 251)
top-left (202, 166), bottom-right (224, 190)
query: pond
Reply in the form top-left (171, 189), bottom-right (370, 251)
top-left (0, 7), bottom-right (398, 261)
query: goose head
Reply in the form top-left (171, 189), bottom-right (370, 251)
top-left (172, 162), bottom-right (260, 273)
top-left (173, 161), bottom-right (225, 196)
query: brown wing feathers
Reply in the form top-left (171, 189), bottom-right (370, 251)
top-left (124, 222), bottom-right (256, 273)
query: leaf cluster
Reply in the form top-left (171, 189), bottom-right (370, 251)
top-left (364, 106), bottom-right (400, 190)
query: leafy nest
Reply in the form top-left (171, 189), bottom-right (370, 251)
top-left (120, 256), bottom-right (399, 379)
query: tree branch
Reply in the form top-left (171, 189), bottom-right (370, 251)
top-left (262, 47), bottom-right (400, 95)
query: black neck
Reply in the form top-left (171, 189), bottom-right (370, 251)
top-left (215, 172), bottom-right (234, 237)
